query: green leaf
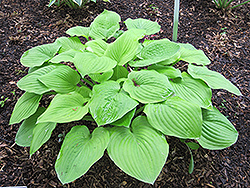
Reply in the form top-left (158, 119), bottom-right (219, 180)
top-left (75, 86), bottom-right (91, 98)
top-left (50, 50), bottom-right (77, 63)
top-left (20, 42), bottom-right (61, 67)
top-left (170, 72), bottom-right (212, 109)
top-left (124, 18), bottom-right (161, 35)
top-left (107, 116), bottom-right (169, 184)
top-left (89, 81), bottom-right (138, 125)
top-left (186, 142), bottom-right (200, 150)
top-left (129, 40), bottom-right (180, 67)
top-left (144, 96), bottom-right (202, 139)
top-left (56, 37), bottom-right (85, 53)
top-left (197, 107), bottom-right (238, 150)
top-left (73, 52), bottom-right (117, 77)
top-left (17, 65), bottom-right (58, 95)
top-left (38, 92), bottom-right (89, 123)
top-left (89, 70), bottom-right (113, 83)
top-left (89, 10), bottom-right (121, 40)
top-left (188, 148), bottom-right (194, 174)
top-left (72, 0), bottom-right (82, 6)
top-left (55, 126), bottom-right (109, 184)
top-left (66, 26), bottom-right (89, 38)
top-left (188, 64), bottom-right (242, 96)
top-left (85, 39), bottom-right (108, 56)
top-left (30, 121), bottom-right (57, 155)
top-left (123, 70), bottom-right (174, 103)
top-left (178, 43), bottom-right (210, 65)
top-left (9, 92), bottom-right (42, 125)
top-left (15, 107), bottom-right (45, 147)
top-left (111, 108), bottom-right (136, 127)
top-left (105, 29), bottom-right (145, 66)
top-left (110, 66), bottom-right (129, 81)
top-left (148, 64), bottom-right (182, 79)
top-left (38, 65), bottom-right (80, 94)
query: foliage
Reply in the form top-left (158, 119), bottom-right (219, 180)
top-left (48, 0), bottom-right (109, 9)
top-left (212, 0), bottom-right (250, 9)
top-left (10, 10), bottom-right (241, 185)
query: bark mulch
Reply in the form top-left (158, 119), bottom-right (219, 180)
top-left (0, 0), bottom-right (249, 187)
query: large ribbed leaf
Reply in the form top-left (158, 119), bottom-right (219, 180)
top-left (30, 121), bottom-right (57, 155)
top-left (107, 116), bottom-right (169, 184)
top-left (15, 107), bottom-right (45, 147)
top-left (38, 65), bottom-right (80, 94)
top-left (89, 81), bottom-right (138, 126)
top-left (124, 18), bottom-right (161, 35)
top-left (75, 86), bottom-right (91, 98)
top-left (89, 10), bottom-right (121, 40)
top-left (105, 29), bottom-right (145, 66)
top-left (129, 40), bottom-right (180, 67)
top-left (66, 26), bottom-right (89, 38)
top-left (20, 42), bottom-right (61, 67)
top-left (111, 108), bottom-right (136, 128)
top-left (56, 37), bottom-right (85, 53)
top-left (188, 64), bottom-right (242, 96)
top-left (85, 39), bottom-right (108, 57)
top-left (37, 92), bottom-right (89, 123)
top-left (148, 64), bottom-right (182, 79)
top-left (17, 65), bottom-right (57, 94)
top-left (123, 70), bottom-right (174, 103)
top-left (89, 70), bottom-right (113, 83)
top-left (50, 50), bottom-right (77, 63)
top-left (144, 96), bottom-right (202, 139)
top-left (170, 72), bottom-right (212, 109)
top-left (110, 66), bottom-right (129, 80)
top-left (74, 52), bottom-right (117, 77)
top-left (55, 126), bottom-right (109, 184)
top-left (9, 92), bottom-right (42, 125)
top-left (179, 43), bottom-right (210, 65)
top-left (198, 107), bottom-right (238, 150)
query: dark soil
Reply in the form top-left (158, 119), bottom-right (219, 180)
top-left (0, 0), bottom-right (249, 187)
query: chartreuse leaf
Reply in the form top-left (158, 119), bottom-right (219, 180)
top-left (197, 107), bottom-right (238, 150)
top-left (56, 37), bottom-right (85, 53)
top-left (89, 81), bottom-right (138, 126)
top-left (73, 52), bottom-right (117, 77)
top-left (89, 10), bottom-right (121, 40)
top-left (178, 43), bottom-right (210, 65)
top-left (15, 107), bottom-right (45, 147)
top-left (170, 72), bottom-right (212, 109)
top-left (144, 96), bottom-right (202, 139)
top-left (55, 126), bottom-right (109, 184)
top-left (148, 64), bottom-right (182, 79)
top-left (38, 92), bottom-right (89, 123)
top-left (89, 70), bottom-right (113, 83)
top-left (186, 142), bottom-right (200, 150)
top-left (75, 86), bottom-right (91, 98)
top-left (124, 18), bottom-right (161, 35)
top-left (123, 70), bottom-right (174, 104)
top-left (105, 29), bottom-right (145, 66)
top-left (110, 66), bottom-right (129, 81)
top-left (111, 108), bottom-right (136, 127)
top-left (188, 64), bottom-right (242, 96)
top-left (38, 65), bottom-right (80, 94)
top-left (9, 92), bottom-right (42, 125)
top-left (17, 65), bottom-right (58, 95)
top-left (85, 39), bottom-right (108, 56)
top-left (129, 39), bottom-right (180, 67)
top-left (20, 42), bottom-right (61, 67)
top-left (50, 50), bottom-right (78, 63)
top-left (107, 116), bottom-right (169, 184)
top-left (30, 121), bottom-right (57, 155)
top-left (66, 26), bottom-right (90, 38)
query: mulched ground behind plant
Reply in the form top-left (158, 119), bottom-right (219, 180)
top-left (0, 0), bottom-right (249, 187)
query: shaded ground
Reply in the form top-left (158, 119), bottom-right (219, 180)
top-left (0, 0), bottom-right (249, 187)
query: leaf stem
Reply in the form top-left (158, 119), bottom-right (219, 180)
top-left (82, 77), bottom-right (94, 87)
top-left (135, 105), bottom-right (145, 116)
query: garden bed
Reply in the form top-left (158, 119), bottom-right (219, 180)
top-left (0, 0), bottom-right (249, 187)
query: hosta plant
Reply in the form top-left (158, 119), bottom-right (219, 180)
top-left (10, 10), bottom-right (241, 185)
top-left (48, 0), bottom-right (109, 9)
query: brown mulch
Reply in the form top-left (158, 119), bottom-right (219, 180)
top-left (0, 0), bottom-right (249, 187)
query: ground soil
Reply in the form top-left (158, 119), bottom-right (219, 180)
top-left (0, 0), bottom-right (249, 187)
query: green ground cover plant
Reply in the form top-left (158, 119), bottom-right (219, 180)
top-left (212, 0), bottom-right (250, 9)
top-left (10, 10), bottom-right (241, 185)
top-left (48, 0), bottom-right (109, 9)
